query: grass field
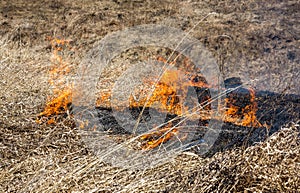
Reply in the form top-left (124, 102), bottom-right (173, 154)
top-left (0, 0), bottom-right (299, 192)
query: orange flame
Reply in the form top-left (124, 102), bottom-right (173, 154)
top-left (223, 87), bottom-right (261, 127)
top-left (128, 57), bottom-right (211, 117)
top-left (139, 123), bottom-right (179, 150)
top-left (96, 56), bottom-right (263, 149)
top-left (38, 37), bottom-right (73, 124)
top-left (134, 57), bottom-right (262, 148)
top-left (129, 57), bottom-right (210, 149)
top-left (38, 39), bottom-right (263, 148)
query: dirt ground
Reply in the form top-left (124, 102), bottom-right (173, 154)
top-left (0, 0), bottom-right (299, 192)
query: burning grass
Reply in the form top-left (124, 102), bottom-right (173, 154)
top-left (1, 0), bottom-right (299, 192)
top-left (37, 43), bottom-right (265, 150)
top-left (93, 54), bottom-right (265, 150)
top-left (38, 38), bottom-right (73, 124)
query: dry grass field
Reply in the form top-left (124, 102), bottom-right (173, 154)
top-left (0, 0), bottom-right (299, 192)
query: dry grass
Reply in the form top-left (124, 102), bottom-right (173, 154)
top-left (1, 117), bottom-right (299, 192)
top-left (0, 0), bottom-right (299, 192)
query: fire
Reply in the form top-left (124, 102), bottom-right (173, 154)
top-left (129, 70), bottom-right (184, 115)
top-left (38, 38), bottom-right (262, 149)
top-left (127, 57), bottom-right (212, 149)
top-left (131, 57), bottom-right (262, 149)
top-left (138, 87), bottom-right (261, 149)
top-left (95, 56), bottom-right (263, 150)
top-left (38, 37), bottom-right (73, 124)
top-left (128, 57), bottom-right (211, 116)
top-left (39, 90), bottom-right (72, 117)
top-left (139, 123), bottom-right (179, 150)
top-left (223, 87), bottom-right (261, 127)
